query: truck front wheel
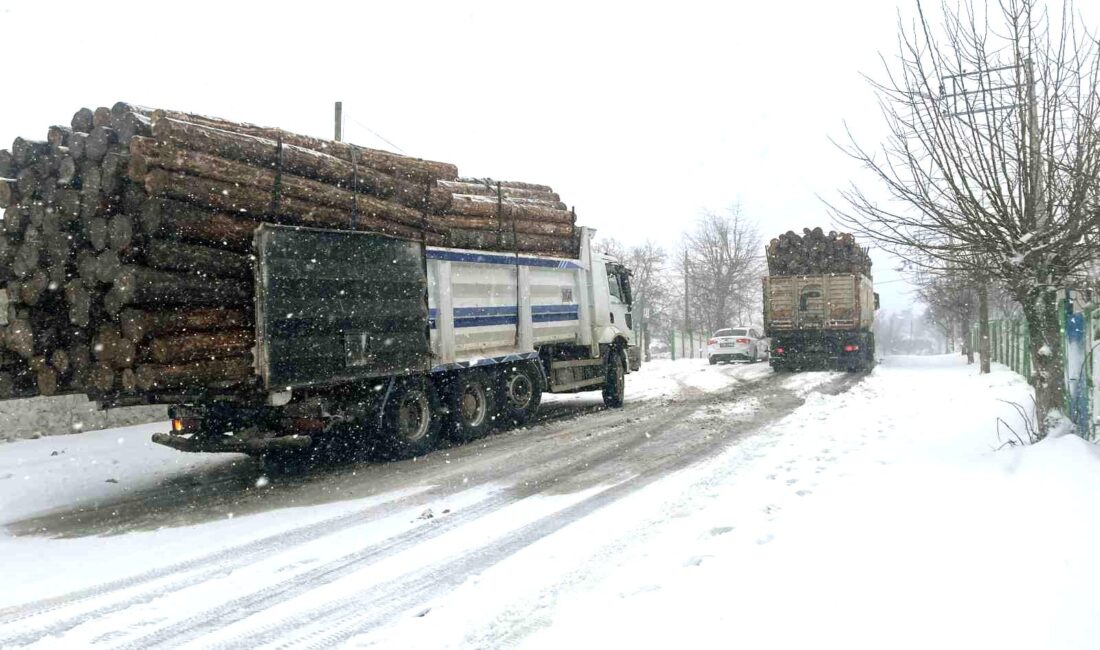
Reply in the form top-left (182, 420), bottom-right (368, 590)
top-left (497, 362), bottom-right (542, 427)
top-left (603, 349), bottom-right (626, 408)
top-left (382, 377), bottom-right (443, 458)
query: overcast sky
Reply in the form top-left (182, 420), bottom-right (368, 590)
top-left (1, 0), bottom-right (925, 305)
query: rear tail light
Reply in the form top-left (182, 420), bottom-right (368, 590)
top-left (171, 417), bottom-right (200, 433)
top-left (774, 347), bottom-right (785, 355)
top-left (844, 344), bottom-right (860, 352)
top-left (736, 338), bottom-right (750, 344)
top-left (707, 338), bottom-right (716, 345)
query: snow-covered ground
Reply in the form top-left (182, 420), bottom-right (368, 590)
top-left (1, 355), bottom-right (1098, 649)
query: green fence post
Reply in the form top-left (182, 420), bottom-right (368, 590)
top-left (1013, 320), bottom-right (1019, 372)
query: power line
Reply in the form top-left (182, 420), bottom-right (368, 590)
top-left (344, 114), bottom-right (407, 154)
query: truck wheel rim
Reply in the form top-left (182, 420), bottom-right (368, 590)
top-left (460, 384), bottom-right (487, 427)
top-left (507, 373), bottom-right (533, 409)
top-left (397, 392), bottom-right (430, 441)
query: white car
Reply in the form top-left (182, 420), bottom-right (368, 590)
top-left (707, 326), bottom-right (769, 364)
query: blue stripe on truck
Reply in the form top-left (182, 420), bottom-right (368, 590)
top-left (427, 305), bottom-right (579, 329)
top-left (426, 249), bottom-right (582, 269)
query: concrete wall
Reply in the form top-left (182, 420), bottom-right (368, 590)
top-left (0, 394), bottom-right (166, 442)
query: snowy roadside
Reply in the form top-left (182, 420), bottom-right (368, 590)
top-left (354, 355), bottom-right (1100, 650)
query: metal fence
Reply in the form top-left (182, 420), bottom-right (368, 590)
top-left (973, 293), bottom-right (1096, 439)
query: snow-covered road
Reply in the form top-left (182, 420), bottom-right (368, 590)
top-left (1, 355), bottom-right (1098, 649)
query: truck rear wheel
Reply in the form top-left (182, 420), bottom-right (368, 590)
top-left (443, 370), bottom-right (496, 442)
top-left (382, 377), bottom-right (443, 458)
top-left (602, 348), bottom-right (626, 408)
top-left (497, 362), bottom-right (542, 427)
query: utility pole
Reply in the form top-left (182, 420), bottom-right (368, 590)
top-left (334, 101), bottom-right (343, 142)
top-left (683, 247), bottom-right (691, 359)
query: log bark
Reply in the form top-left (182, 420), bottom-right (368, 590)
top-left (438, 180), bottom-right (563, 205)
top-left (120, 307), bottom-right (252, 342)
top-left (47, 126), bottom-right (72, 148)
top-left (447, 194), bottom-right (575, 224)
top-left (88, 361), bottom-right (115, 393)
top-left (84, 126), bottom-right (118, 163)
top-left (142, 169), bottom-right (431, 240)
top-left (68, 132), bottom-right (87, 161)
top-left (0, 179), bottom-right (15, 209)
top-left (92, 107), bottom-right (112, 129)
top-left (135, 356), bottom-right (253, 391)
top-left (36, 366), bottom-right (58, 396)
top-left (140, 198), bottom-right (257, 251)
top-left (108, 265), bottom-right (251, 314)
top-left (50, 348), bottom-right (70, 375)
top-left (146, 329), bottom-right (253, 364)
top-left (107, 214), bottom-right (133, 251)
top-left (143, 238), bottom-right (252, 278)
top-left (431, 214), bottom-right (574, 237)
top-left (121, 104), bottom-right (458, 182)
top-left (149, 118), bottom-right (451, 211)
top-left (71, 108), bottom-right (94, 133)
top-left (56, 155), bottom-right (77, 187)
top-left (85, 216), bottom-right (108, 251)
top-left (457, 177), bottom-right (552, 192)
top-left (6, 318), bottom-right (33, 359)
top-left (101, 151), bottom-right (129, 195)
top-left (446, 227), bottom-right (578, 256)
top-left (76, 250), bottom-right (100, 288)
top-left (93, 327), bottom-right (136, 369)
top-left (95, 250), bottom-right (122, 283)
top-left (11, 138), bottom-right (49, 167)
top-left (65, 280), bottom-right (92, 327)
top-left (20, 270), bottom-right (48, 306)
top-left (131, 140), bottom-right (439, 231)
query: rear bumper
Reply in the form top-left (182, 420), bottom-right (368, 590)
top-left (709, 351), bottom-right (752, 361)
top-left (151, 432), bottom-right (312, 455)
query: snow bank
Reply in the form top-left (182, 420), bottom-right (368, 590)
top-left (0, 393), bottom-right (165, 443)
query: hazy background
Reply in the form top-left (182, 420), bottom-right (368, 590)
top-left (0, 0), bottom-right (913, 304)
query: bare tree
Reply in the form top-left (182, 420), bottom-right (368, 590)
top-left (592, 236), bottom-right (627, 260)
top-left (624, 241), bottom-right (670, 362)
top-left (685, 207), bottom-right (765, 333)
top-left (916, 269), bottom-right (977, 362)
top-left (829, 0), bottom-right (1100, 435)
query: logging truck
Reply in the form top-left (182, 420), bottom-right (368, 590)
top-left (763, 228), bottom-right (878, 372)
top-left (151, 225), bottom-right (639, 465)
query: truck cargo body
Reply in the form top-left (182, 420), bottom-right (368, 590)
top-left (763, 273), bottom-right (875, 371)
top-left (154, 225), bottom-right (637, 461)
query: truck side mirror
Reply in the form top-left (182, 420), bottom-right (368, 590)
top-left (621, 271), bottom-right (633, 305)
top-left (874, 293), bottom-right (880, 310)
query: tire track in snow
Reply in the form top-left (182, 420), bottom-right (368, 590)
top-left (108, 401), bottom-right (702, 650)
top-left (224, 372), bottom-right (870, 650)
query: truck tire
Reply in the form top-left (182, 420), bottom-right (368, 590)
top-left (443, 370), bottom-right (496, 442)
top-left (708, 356), bottom-right (717, 366)
top-left (497, 361), bottom-right (542, 427)
top-left (381, 376), bottom-right (443, 458)
top-left (603, 348), bottom-right (626, 408)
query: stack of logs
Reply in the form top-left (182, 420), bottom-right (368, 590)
top-left (0, 102), bottom-right (580, 402)
top-left (766, 228), bottom-right (872, 277)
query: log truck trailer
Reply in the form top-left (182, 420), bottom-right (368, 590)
top-left (152, 225), bottom-right (639, 463)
